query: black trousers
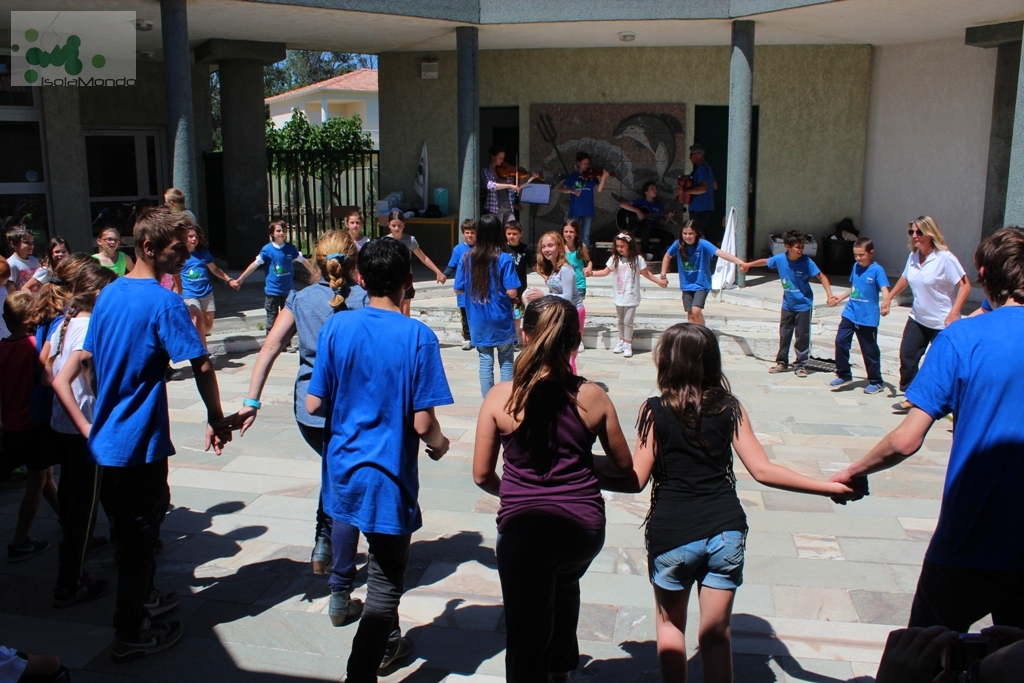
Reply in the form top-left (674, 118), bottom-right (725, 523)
top-left (834, 317), bottom-right (882, 384)
top-left (898, 318), bottom-right (941, 392)
top-left (777, 308), bottom-right (812, 369)
top-left (55, 433), bottom-right (103, 592)
top-left (265, 294), bottom-right (288, 331)
top-left (103, 458), bottom-right (170, 640)
top-left (909, 559), bottom-right (1024, 631)
top-left (496, 518), bottom-right (605, 683)
top-left (345, 533), bottom-right (410, 683)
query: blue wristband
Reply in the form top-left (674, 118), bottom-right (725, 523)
top-left (243, 398), bottom-right (261, 410)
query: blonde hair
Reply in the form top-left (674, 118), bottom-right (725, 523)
top-left (315, 230), bottom-right (358, 311)
top-left (908, 216), bottom-right (949, 252)
top-left (0, 255), bottom-right (9, 282)
top-left (164, 187), bottom-right (186, 207)
top-left (535, 231), bottom-right (569, 278)
top-left (3, 291), bottom-right (35, 333)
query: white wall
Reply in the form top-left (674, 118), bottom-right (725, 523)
top-left (862, 38), bottom-right (997, 282)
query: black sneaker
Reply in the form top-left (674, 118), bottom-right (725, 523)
top-left (0, 466), bottom-right (27, 489)
top-left (111, 620), bottom-right (183, 662)
top-left (328, 590), bottom-right (363, 627)
top-left (8, 537), bottom-right (50, 563)
top-left (53, 577), bottom-right (111, 608)
top-left (144, 590), bottom-right (179, 618)
top-left (378, 635), bottom-right (413, 670)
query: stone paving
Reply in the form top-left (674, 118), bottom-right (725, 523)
top-left (0, 282), bottom-right (979, 683)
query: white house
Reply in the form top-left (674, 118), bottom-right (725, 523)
top-left (266, 68), bottom-right (379, 148)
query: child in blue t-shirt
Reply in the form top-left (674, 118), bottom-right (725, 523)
top-left (306, 237), bottom-right (452, 679)
top-left (180, 224), bottom-right (232, 354)
top-left (829, 238), bottom-right (890, 394)
top-left (454, 214), bottom-right (521, 398)
top-left (444, 219), bottom-right (477, 351)
top-left (78, 207), bottom-right (235, 661)
top-left (558, 151), bottom-right (609, 249)
top-left (660, 220), bottom-right (747, 327)
top-left (231, 221), bottom-right (318, 330)
top-left (742, 229), bottom-right (835, 377)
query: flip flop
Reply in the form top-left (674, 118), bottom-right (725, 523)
top-left (768, 363), bottom-right (786, 374)
top-left (891, 400), bottom-right (914, 414)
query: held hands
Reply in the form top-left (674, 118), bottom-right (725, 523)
top-left (739, 262), bottom-right (752, 274)
top-left (205, 414), bottom-right (237, 455)
top-left (436, 272), bottom-right (447, 284)
top-left (236, 405), bottom-right (259, 436)
top-left (880, 299), bottom-right (891, 317)
top-left (583, 267), bottom-right (593, 277)
top-left (229, 279), bottom-right (241, 291)
top-left (829, 469), bottom-right (870, 505)
top-left (657, 277), bottom-right (668, 289)
top-left (827, 295), bottom-right (839, 307)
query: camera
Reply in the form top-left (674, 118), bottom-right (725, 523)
top-left (941, 633), bottom-right (996, 672)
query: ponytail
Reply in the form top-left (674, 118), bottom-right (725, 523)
top-left (314, 230), bottom-right (357, 311)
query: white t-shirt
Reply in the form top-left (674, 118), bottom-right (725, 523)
top-left (902, 249), bottom-right (966, 330)
top-left (0, 286), bottom-right (8, 339)
top-left (31, 266), bottom-right (54, 285)
top-left (49, 316), bottom-right (95, 435)
top-left (606, 255), bottom-right (647, 307)
top-left (8, 254), bottom-right (40, 290)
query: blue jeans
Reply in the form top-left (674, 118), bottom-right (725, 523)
top-left (478, 343), bottom-right (515, 398)
top-left (834, 317), bottom-right (882, 385)
top-left (577, 216), bottom-right (594, 250)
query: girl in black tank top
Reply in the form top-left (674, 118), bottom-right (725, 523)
top-left (623, 324), bottom-right (861, 683)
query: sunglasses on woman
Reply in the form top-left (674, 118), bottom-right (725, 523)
top-left (908, 228), bottom-right (926, 236)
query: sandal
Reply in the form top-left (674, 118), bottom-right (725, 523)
top-left (794, 367), bottom-right (808, 378)
top-left (891, 400), bottom-right (914, 414)
top-left (768, 363), bottom-right (787, 374)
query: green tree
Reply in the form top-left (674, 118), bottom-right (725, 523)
top-left (264, 51), bottom-right (376, 98)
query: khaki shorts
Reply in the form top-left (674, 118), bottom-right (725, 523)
top-left (184, 293), bottom-right (216, 312)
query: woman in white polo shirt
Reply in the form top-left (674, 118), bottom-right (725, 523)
top-left (881, 216), bottom-right (970, 413)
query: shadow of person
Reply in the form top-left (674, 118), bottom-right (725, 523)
top-left (387, 598), bottom-right (507, 683)
top-left (405, 530), bottom-right (497, 589)
top-left (575, 639), bottom-right (660, 682)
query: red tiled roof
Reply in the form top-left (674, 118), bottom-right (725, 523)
top-left (265, 68), bottom-right (377, 103)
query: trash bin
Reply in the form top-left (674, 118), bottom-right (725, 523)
top-left (823, 237), bottom-right (855, 276)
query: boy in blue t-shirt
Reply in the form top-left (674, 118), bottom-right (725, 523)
top-left (443, 219), bottom-right (477, 351)
top-left (833, 226), bottom-right (1024, 631)
top-left (231, 220), bottom-right (318, 330)
top-left (558, 151), bottom-right (609, 250)
top-left (306, 237), bottom-right (453, 679)
top-left (743, 229), bottom-right (836, 377)
top-left (829, 237), bottom-right (890, 393)
top-left (81, 207), bottom-right (234, 660)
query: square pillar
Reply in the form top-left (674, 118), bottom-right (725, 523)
top-left (457, 26), bottom-right (479, 223)
top-left (728, 20), bottom-right (755, 282)
top-left (160, 0), bottom-right (198, 213)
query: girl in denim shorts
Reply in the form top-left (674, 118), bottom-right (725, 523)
top-left (629, 323), bottom-right (859, 682)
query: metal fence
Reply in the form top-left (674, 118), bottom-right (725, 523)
top-left (267, 149), bottom-right (379, 252)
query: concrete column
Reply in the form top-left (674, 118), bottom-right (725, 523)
top-left (160, 0), bottom-right (198, 213)
top-left (982, 41), bottom-right (1022, 234)
top-left (457, 26), bottom-right (479, 223)
top-left (219, 58), bottom-right (269, 266)
top-left (40, 86), bottom-right (91, 248)
top-left (727, 20), bottom-right (755, 284)
top-left (1006, 41), bottom-right (1024, 225)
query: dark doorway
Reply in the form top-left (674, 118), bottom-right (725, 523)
top-left (693, 105), bottom-right (759, 258)
top-left (480, 106), bottom-right (520, 164)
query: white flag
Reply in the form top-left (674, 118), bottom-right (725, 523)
top-left (712, 207), bottom-right (738, 295)
top-left (413, 141), bottom-right (428, 209)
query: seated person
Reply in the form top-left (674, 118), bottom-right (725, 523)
top-left (618, 181), bottom-right (675, 259)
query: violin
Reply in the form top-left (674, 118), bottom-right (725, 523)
top-left (675, 173), bottom-right (694, 204)
top-left (580, 165), bottom-right (614, 181)
top-left (495, 162), bottom-right (544, 183)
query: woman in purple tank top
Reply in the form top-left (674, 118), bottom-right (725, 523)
top-left (473, 295), bottom-right (634, 683)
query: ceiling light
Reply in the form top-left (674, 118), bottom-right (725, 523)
top-left (618, 32), bottom-right (636, 42)
top-left (136, 20), bottom-right (154, 32)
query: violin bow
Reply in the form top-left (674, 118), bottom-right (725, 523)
top-left (537, 114), bottom-right (570, 178)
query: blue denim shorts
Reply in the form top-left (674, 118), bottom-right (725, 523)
top-left (650, 529), bottom-right (746, 591)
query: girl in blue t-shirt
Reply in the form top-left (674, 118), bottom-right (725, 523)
top-left (563, 220), bottom-right (592, 354)
top-left (454, 214), bottom-right (520, 398)
top-left (181, 225), bottom-right (232, 353)
top-left (660, 221), bottom-right (747, 327)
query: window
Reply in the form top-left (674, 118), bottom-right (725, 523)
top-left (84, 129), bottom-right (166, 237)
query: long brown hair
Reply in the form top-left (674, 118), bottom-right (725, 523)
top-left (27, 253), bottom-right (94, 328)
top-left (677, 220), bottom-right (701, 265)
top-left (468, 214), bottom-right (504, 304)
top-left (535, 231), bottom-right (569, 278)
top-left (562, 219), bottom-right (590, 262)
top-left (504, 295), bottom-right (581, 473)
top-left (314, 229), bottom-right (357, 311)
top-left (56, 260), bottom-right (117, 355)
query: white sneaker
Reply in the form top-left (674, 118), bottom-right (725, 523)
top-left (577, 341), bottom-right (585, 354)
top-left (461, 340), bottom-right (473, 351)
top-left (623, 344), bottom-right (633, 358)
top-left (613, 340), bottom-right (625, 354)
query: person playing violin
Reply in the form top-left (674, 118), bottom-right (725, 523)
top-left (559, 151), bottom-right (609, 250)
top-left (618, 181), bottom-right (675, 260)
top-left (685, 144), bottom-right (717, 237)
top-left (483, 146), bottom-right (533, 224)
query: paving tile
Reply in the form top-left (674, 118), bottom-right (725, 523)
top-left (793, 534), bottom-right (845, 560)
top-left (771, 585), bottom-right (859, 622)
top-left (837, 537), bottom-right (929, 565)
top-left (849, 590), bottom-right (915, 625)
top-left (744, 557), bottom-right (897, 591)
